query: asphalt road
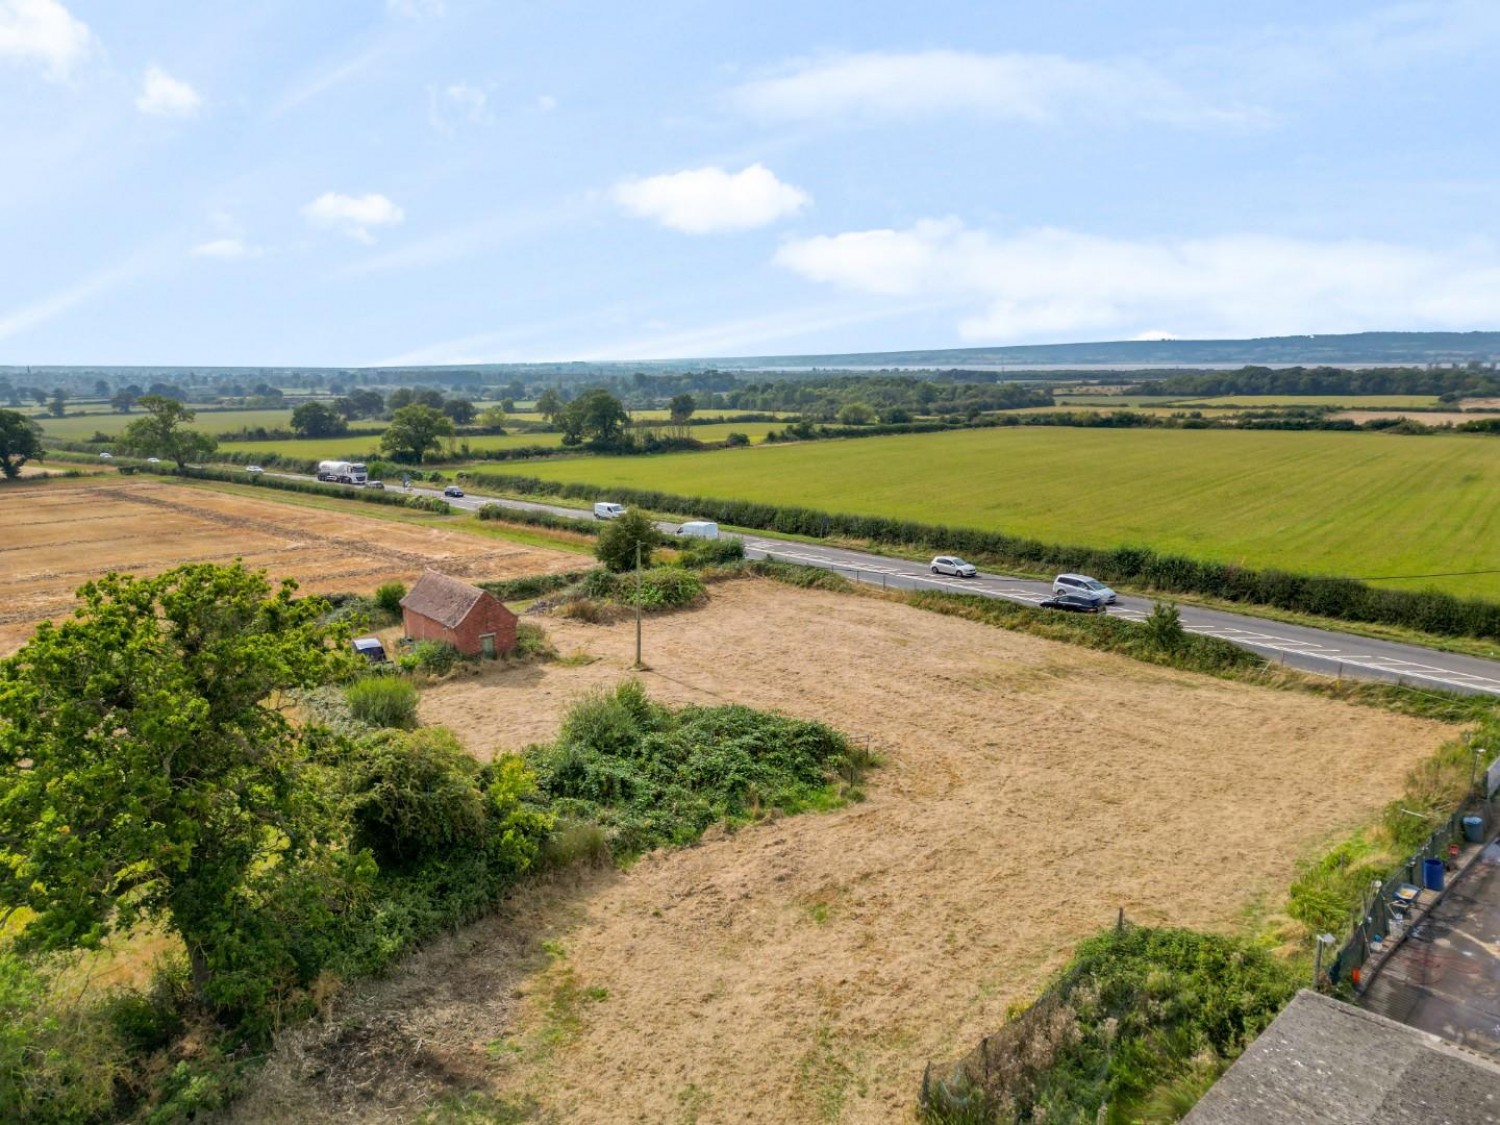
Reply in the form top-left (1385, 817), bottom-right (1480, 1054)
top-left (295, 474), bottom-right (1500, 698)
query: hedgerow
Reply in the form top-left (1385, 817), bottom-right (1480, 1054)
top-left (465, 471), bottom-right (1500, 642)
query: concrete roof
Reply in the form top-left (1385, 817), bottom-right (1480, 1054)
top-left (1184, 990), bottom-right (1500, 1125)
top-left (399, 570), bottom-right (488, 629)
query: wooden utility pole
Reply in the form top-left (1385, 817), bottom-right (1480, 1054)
top-left (634, 540), bottom-right (643, 669)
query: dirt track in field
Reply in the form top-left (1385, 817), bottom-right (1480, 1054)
top-left (0, 478), bottom-right (582, 653)
top-left (230, 579), bottom-right (1454, 1125)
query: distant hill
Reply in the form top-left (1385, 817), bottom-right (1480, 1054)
top-left (4, 331), bottom-right (1499, 389)
top-left (691, 331), bottom-right (1500, 370)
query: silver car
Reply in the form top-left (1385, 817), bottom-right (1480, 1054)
top-left (1052, 573), bottom-right (1116, 604)
top-left (930, 555), bottom-right (978, 578)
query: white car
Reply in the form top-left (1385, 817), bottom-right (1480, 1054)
top-left (146, 457), bottom-right (161, 464)
top-left (930, 555), bottom-right (978, 578)
top-left (98, 451), bottom-right (113, 460)
top-left (246, 465), bottom-right (264, 474)
top-left (1052, 573), bottom-right (1117, 604)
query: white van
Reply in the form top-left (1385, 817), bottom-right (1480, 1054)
top-left (593, 502), bottom-right (627, 520)
top-left (676, 521), bottom-right (719, 539)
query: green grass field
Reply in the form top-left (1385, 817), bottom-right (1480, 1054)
top-left (502, 426), bottom-right (1500, 596)
top-left (207, 421), bottom-right (784, 461)
top-left (36, 408), bottom-right (296, 440)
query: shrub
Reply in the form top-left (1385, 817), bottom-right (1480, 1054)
top-left (526, 680), bottom-right (861, 857)
top-left (404, 639), bottom-right (462, 675)
top-left (679, 535), bottom-right (746, 567)
top-left (344, 728), bottom-right (490, 867)
top-left (513, 621), bottom-right (556, 661)
top-left (479, 570), bottom-right (589, 600)
top-left (724, 431), bottom-right (750, 447)
top-left (1143, 601), bottom-right (1185, 651)
top-left (628, 567), bottom-right (705, 610)
top-left (374, 581), bottom-right (407, 618)
top-left (921, 925), bottom-right (1296, 1123)
top-left (596, 509), bottom-right (660, 572)
top-left (0, 953), bottom-right (125, 1123)
top-left (345, 674), bottom-right (420, 729)
top-left (556, 598), bottom-right (616, 624)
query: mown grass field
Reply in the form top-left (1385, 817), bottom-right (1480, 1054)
top-left (36, 408), bottom-right (296, 440)
top-left (214, 421), bottom-right (784, 460)
top-left (504, 426), bottom-right (1500, 596)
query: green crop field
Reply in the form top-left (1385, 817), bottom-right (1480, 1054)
top-left (217, 421), bottom-right (783, 460)
top-left (36, 408), bottom-right (296, 440)
top-left (504, 426), bottom-right (1500, 596)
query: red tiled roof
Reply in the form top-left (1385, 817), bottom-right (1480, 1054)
top-left (400, 570), bottom-right (487, 629)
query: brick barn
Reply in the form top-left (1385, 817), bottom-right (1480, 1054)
top-left (400, 570), bottom-right (518, 658)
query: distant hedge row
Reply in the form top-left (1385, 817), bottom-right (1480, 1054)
top-left (475, 502), bottom-right (599, 535)
top-left (465, 470), bottom-right (1500, 641)
top-left (141, 464), bottom-right (452, 513)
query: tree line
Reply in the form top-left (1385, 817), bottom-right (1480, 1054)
top-left (1134, 365), bottom-right (1500, 400)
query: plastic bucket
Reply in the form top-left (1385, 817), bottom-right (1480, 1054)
top-left (1422, 857), bottom-right (1446, 892)
top-left (1463, 815), bottom-right (1485, 844)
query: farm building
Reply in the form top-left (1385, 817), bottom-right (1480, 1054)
top-left (400, 570), bottom-right (517, 658)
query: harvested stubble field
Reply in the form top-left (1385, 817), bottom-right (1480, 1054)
top-left (232, 579), bottom-right (1453, 1125)
top-left (0, 478), bottom-right (582, 654)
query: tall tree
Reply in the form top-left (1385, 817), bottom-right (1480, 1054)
top-left (442, 398), bottom-right (476, 425)
top-left (0, 409), bottom-right (44, 479)
top-left (110, 389), bottom-right (138, 414)
top-left (117, 396), bottom-right (218, 469)
top-left (668, 393), bottom-right (696, 425)
top-left (47, 389), bottom-right (67, 418)
top-left (560, 389), bottom-right (630, 446)
top-left (0, 564), bottom-right (351, 1003)
top-left (535, 388), bottom-right (563, 425)
top-left (290, 400), bottom-right (348, 438)
top-left (379, 404), bottom-right (454, 463)
top-left (92, 379), bottom-right (110, 398)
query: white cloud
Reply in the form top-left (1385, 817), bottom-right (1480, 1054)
top-left (428, 82), bottom-right (489, 131)
top-left (387, 0), bottom-right (443, 18)
top-left (775, 219), bottom-right (1500, 341)
top-left (734, 49), bottom-right (1261, 128)
top-left (136, 66), bottom-right (201, 118)
top-left (536, 94), bottom-right (557, 112)
top-left (0, 0), bottom-right (91, 80)
top-left (612, 163), bottom-right (810, 235)
top-left (192, 238), bottom-right (260, 260)
top-left (301, 192), bottom-right (405, 244)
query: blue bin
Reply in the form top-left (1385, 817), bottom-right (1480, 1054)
top-left (1422, 857), bottom-right (1446, 892)
top-left (1463, 816), bottom-right (1485, 844)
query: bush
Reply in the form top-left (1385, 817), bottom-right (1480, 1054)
top-left (1143, 601), bottom-right (1185, 651)
top-left (525, 680), bottom-right (862, 857)
top-left (344, 728), bottom-right (490, 867)
top-left (921, 925), bottom-right (1296, 1123)
top-left (724, 431), bottom-right (750, 447)
top-left (513, 621), bottom-right (556, 660)
top-left (0, 953), bottom-right (125, 1123)
top-left (345, 674), bottom-right (419, 729)
top-left (678, 535), bottom-right (746, 567)
top-left (596, 509), bottom-right (660, 572)
top-left (479, 570), bottom-right (589, 600)
top-left (374, 581), bottom-right (407, 618)
top-left (402, 639), bottom-right (462, 675)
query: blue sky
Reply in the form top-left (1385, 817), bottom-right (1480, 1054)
top-left (2, 0), bottom-right (1498, 365)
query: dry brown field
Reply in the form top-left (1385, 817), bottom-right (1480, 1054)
top-left (231, 579), bottom-right (1454, 1125)
top-left (0, 478), bottom-right (582, 654)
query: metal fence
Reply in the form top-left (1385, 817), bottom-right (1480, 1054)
top-left (1323, 799), bottom-right (1492, 991)
top-left (918, 910), bottom-right (1134, 1122)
